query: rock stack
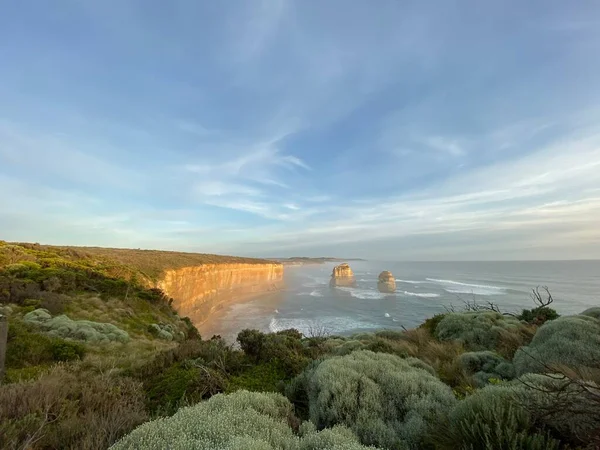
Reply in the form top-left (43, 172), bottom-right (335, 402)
top-left (330, 263), bottom-right (356, 287)
top-left (377, 271), bottom-right (396, 293)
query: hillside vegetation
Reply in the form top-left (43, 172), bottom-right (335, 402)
top-left (1, 241), bottom-right (599, 449)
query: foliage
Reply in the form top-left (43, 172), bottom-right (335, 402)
top-left (517, 307), bottom-right (559, 326)
top-left (419, 313), bottom-right (448, 335)
top-left (0, 366), bottom-right (147, 450)
top-left (228, 360), bottom-right (287, 393)
top-left (111, 390), bottom-right (376, 450)
top-left (430, 382), bottom-right (561, 450)
top-left (458, 351), bottom-right (515, 387)
top-left (5, 319), bottom-right (85, 371)
top-left (515, 373), bottom-right (600, 446)
top-left (24, 308), bottom-right (130, 343)
top-left (435, 312), bottom-right (530, 357)
top-left (237, 328), bottom-right (311, 377)
top-left (144, 363), bottom-right (227, 416)
top-left (287, 350), bottom-right (456, 449)
top-left (581, 307), bottom-right (600, 320)
top-left (513, 315), bottom-right (600, 376)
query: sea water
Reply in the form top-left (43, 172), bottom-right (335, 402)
top-left (196, 260), bottom-right (600, 342)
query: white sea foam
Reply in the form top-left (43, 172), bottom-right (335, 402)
top-left (335, 286), bottom-right (387, 300)
top-left (269, 317), bottom-right (378, 335)
top-left (384, 313), bottom-right (391, 318)
top-left (445, 287), bottom-right (506, 296)
top-left (310, 290), bottom-right (323, 297)
top-left (274, 309), bottom-right (279, 314)
top-left (396, 279), bottom-right (423, 284)
top-left (426, 278), bottom-right (504, 290)
top-left (403, 291), bottom-right (440, 298)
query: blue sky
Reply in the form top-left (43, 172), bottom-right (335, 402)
top-left (1, 1), bottom-right (600, 260)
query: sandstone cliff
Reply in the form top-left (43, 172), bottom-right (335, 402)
top-left (330, 263), bottom-right (356, 287)
top-left (377, 271), bottom-right (396, 293)
top-left (157, 263), bottom-right (284, 325)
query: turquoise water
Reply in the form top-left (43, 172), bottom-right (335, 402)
top-left (197, 260), bottom-right (600, 342)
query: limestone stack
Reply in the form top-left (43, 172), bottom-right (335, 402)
top-left (330, 263), bottom-right (356, 287)
top-left (377, 271), bottom-right (396, 293)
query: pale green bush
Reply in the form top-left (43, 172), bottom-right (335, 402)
top-left (110, 390), bottom-right (376, 450)
top-left (458, 351), bottom-right (515, 387)
top-left (431, 381), bottom-right (561, 450)
top-left (288, 350), bottom-right (455, 449)
top-left (581, 307), bottom-right (600, 320)
top-left (24, 308), bottom-right (130, 343)
top-left (513, 315), bottom-right (600, 375)
top-left (148, 323), bottom-right (177, 341)
top-left (435, 312), bottom-right (524, 353)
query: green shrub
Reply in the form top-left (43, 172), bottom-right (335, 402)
top-left (435, 312), bottom-right (527, 356)
top-left (228, 361), bottom-right (287, 393)
top-left (237, 328), bottom-right (310, 377)
top-left (518, 307), bottom-right (559, 325)
top-left (287, 350), bottom-right (456, 449)
top-left (430, 382), bottom-right (561, 450)
top-left (144, 363), bottom-right (226, 415)
top-left (581, 307), bottom-right (600, 320)
top-left (458, 351), bottom-right (515, 387)
top-left (5, 320), bottom-right (86, 369)
top-left (24, 308), bottom-right (130, 343)
top-left (419, 313), bottom-right (447, 335)
top-left (110, 390), bottom-right (376, 450)
top-left (513, 315), bottom-right (600, 376)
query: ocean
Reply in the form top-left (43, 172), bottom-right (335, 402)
top-left (196, 260), bottom-right (600, 342)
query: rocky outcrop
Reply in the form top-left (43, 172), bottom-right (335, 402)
top-left (378, 271), bottom-right (396, 293)
top-left (330, 263), bottom-right (356, 287)
top-left (157, 263), bottom-right (284, 325)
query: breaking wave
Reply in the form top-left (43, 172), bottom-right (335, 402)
top-left (269, 317), bottom-right (379, 335)
top-left (335, 286), bottom-right (388, 300)
top-left (403, 291), bottom-right (440, 298)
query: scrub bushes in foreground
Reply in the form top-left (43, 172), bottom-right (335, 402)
top-left (23, 308), bottom-right (130, 343)
top-left (430, 381), bottom-right (561, 450)
top-left (513, 314), bottom-right (600, 376)
top-left (110, 390), bottom-right (377, 450)
top-left (0, 366), bottom-right (147, 450)
top-left (287, 350), bottom-right (456, 449)
top-left (435, 312), bottom-right (529, 357)
top-left (458, 351), bottom-right (515, 387)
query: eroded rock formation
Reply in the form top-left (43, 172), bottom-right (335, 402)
top-left (378, 271), bottom-right (396, 293)
top-left (157, 263), bottom-right (284, 325)
top-left (330, 263), bottom-right (356, 287)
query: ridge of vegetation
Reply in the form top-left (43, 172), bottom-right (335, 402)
top-left (1, 241), bottom-right (598, 449)
top-left (0, 240), bottom-right (277, 282)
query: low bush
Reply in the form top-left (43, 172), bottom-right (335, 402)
top-left (581, 307), bottom-right (600, 320)
top-left (110, 390), bottom-right (376, 450)
top-left (435, 312), bottom-right (529, 357)
top-left (513, 315), bottom-right (600, 376)
top-left (419, 313), bottom-right (447, 335)
top-left (5, 319), bottom-right (85, 370)
top-left (430, 381), bottom-right (561, 450)
top-left (458, 351), bottom-right (515, 387)
top-left (228, 360), bottom-right (287, 393)
top-left (144, 363), bottom-right (227, 416)
top-left (0, 366), bottom-right (147, 450)
top-left (24, 308), bottom-right (130, 343)
top-left (518, 307), bottom-right (559, 326)
top-left (237, 328), bottom-right (310, 377)
top-left (287, 350), bottom-right (456, 449)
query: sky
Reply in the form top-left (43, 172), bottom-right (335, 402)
top-left (1, 1), bottom-right (600, 260)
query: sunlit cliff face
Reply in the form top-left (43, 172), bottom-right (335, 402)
top-left (157, 263), bottom-right (284, 325)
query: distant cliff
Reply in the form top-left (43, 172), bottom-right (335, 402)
top-left (157, 263), bottom-right (284, 324)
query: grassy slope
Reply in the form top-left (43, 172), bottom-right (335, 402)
top-left (1, 241), bottom-right (274, 281)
